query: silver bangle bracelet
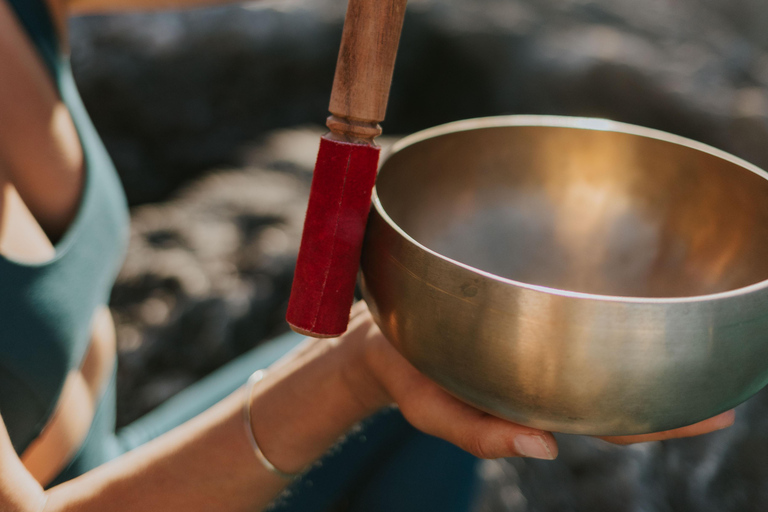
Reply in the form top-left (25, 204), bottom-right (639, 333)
top-left (242, 370), bottom-right (302, 480)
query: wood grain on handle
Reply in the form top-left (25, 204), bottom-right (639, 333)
top-left (287, 0), bottom-right (408, 337)
top-left (328, 0), bottom-right (408, 142)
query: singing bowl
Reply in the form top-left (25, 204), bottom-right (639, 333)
top-left (360, 115), bottom-right (768, 436)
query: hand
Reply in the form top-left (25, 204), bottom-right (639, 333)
top-left (598, 410), bottom-right (735, 445)
top-left (344, 301), bottom-right (557, 460)
top-left (344, 301), bottom-right (734, 461)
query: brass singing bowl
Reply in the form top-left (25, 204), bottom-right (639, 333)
top-left (360, 115), bottom-right (768, 436)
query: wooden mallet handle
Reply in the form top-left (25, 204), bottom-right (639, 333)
top-left (328, 0), bottom-right (408, 141)
top-left (286, 0), bottom-right (408, 337)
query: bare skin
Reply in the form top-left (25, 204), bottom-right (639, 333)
top-left (0, 1), bottom-right (735, 511)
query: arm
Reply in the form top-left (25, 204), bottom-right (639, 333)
top-left (0, 302), bottom-right (733, 512)
top-left (1, 303), bottom-right (559, 512)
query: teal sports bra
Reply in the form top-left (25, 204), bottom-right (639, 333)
top-left (0, 0), bottom-right (130, 454)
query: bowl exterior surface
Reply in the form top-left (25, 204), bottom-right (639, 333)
top-left (361, 116), bottom-right (768, 435)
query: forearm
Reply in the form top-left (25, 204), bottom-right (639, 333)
top-left (46, 390), bottom-right (282, 512)
top-left (45, 337), bottom-right (378, 512)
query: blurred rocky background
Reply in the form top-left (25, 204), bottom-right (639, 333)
top-left (68, 0), bottom-right (768, 510)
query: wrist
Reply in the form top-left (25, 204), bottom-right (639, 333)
top-left (336, 312), bottom-right (394, 415)
top-left (246, 330), bottom-right (386, 474)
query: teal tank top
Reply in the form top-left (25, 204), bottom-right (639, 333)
top-left (0, 0), bottom-right (130, 455)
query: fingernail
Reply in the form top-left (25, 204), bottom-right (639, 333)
top-left (514, 435), bottom-right (555, 460)
top-left (713, 410), bottom-right (736, 430)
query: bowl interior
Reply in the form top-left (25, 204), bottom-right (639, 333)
top-left (376, 122), bottom-right (768, 298)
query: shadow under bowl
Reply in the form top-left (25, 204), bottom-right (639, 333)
top-left (361, 115), bottom-right (768, 435)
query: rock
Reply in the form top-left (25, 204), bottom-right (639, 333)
top-left (700, 0), bottom-right (768, 50)
top-left (70, 0), bottom-right (768, 206)
top-left (474, 393), bottom-right (768, 512)
top-left (110, 125), bottom-right (394, 425)
top-left (111, 128), bottom-right (315, 425)
top-left (70, 4), bottom-right (343, 204)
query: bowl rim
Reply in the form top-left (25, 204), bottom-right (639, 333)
top-left (372, 114), bottom-right (768, 305)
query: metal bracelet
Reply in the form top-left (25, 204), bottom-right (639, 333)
top-left (242, 370), bottom-right (302, 480)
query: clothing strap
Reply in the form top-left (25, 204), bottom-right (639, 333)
top-left (20, 309), bottom-right (116, 487)
top-left (5, 0), bottom-right (61, 80)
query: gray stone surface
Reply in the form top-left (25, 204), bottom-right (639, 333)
top-left (701, 0), bottom-right (768, 50)
top-left (68, 1), bottom-right (768, 510)
top-left (71, 0), bottom-right (768, 205)
top-left (111, 128), bottom-right (314, 425)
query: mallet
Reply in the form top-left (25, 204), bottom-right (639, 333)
top-left (286, 0), bottom-right (408, 337)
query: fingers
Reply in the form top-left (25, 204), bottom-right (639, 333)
top-left (363, 325), bottom-right (557, 460)
top-left (354, 302), bottom-right (734, 456)
top-left (349, 300), bottom-right (370, 321)
top-left (599, 410), bottom-right (735, 445)
top-left (401, 385), bottom-right (558, 460)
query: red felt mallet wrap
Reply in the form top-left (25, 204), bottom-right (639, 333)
top-left (286, 0), bottom-right (407, 337)
top-left (286, 137), bottom-right (380, 337)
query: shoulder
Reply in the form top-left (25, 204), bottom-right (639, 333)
top-left (0, 2), bottom-right (85, 242)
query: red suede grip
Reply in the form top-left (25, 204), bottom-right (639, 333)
top-left (287, 137), bottom-right (381, 337)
